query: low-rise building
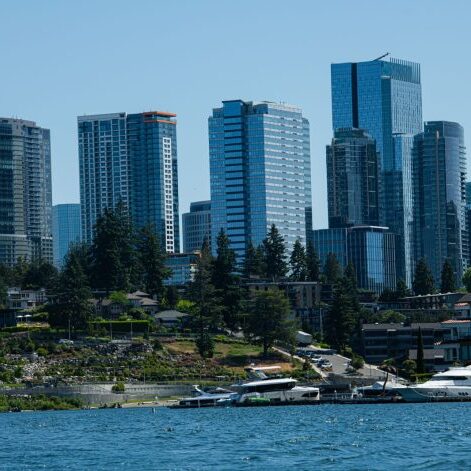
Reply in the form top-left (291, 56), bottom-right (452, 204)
top-left (154, 310), bottom-right (189, 328)
top-left (92, 291), bottom-right (159, 319)
top-left (7, 288), bottom-right (47, 311)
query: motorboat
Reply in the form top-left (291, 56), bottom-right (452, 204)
top-left (172, 385), bottom-right (235, 408)
top-left (230, 366), bottom-right (320, 405)
top-left (399, 366), bottom-right (471, 402)
top-left (356, 380), bottom-right (407, 398)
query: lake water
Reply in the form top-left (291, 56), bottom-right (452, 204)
top-left (1, 403), bottom-right (470, 470)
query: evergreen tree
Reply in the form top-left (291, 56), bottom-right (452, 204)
top-left (324, 279), bottom-right (356, 350)
top-left (413, 258), bottom-right (435, 295)
top-left (463, 267), bottom-right (471, 293)
top-left (416, 327), bottom-right (425, 374)
top-left (189, 242), bottom-right (221, 357)
top-left (262, 224), bottom-right (288, 281)
top-left (242, 241), bottom-right (257, 279)
top-left (306, 240), bottom-right (320, 282)
top-left (289, 239), bottom-right (307, 281)
top-left (22, 260), bottom-right (58, 291)
top-left (245, 289), bottom-right (294, 355)
top-left (212, 229), bottom-right (241, 329)
top-left (440, 258), bottom-right (456, 293)
top-left (323, 253), bottom-right (343, 284)
top-left (91, 202), bottom-right (136, 293)
top-left (396, 279), bottom-right (411, 299)
top-left (49, 250), bottom-right (93, 331)
top-left (136, 225), bottom-right (169, 300)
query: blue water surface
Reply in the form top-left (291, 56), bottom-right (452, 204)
top-left (1, 403), bottom-right (470, 470)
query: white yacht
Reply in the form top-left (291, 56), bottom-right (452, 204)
top-left (230, 366), bottom-right (320, 405)
top-left (173, 385), bottom-right (235, 408)
top-left (399, 366), bottom-right (471, 402)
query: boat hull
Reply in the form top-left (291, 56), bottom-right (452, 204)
top-left (399, 387), bottom-right (471, 402)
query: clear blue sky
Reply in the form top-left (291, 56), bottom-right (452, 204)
top-left (1, 0), bottom-right (470, 228)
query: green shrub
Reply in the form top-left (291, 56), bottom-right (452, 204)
top-left (36, 347), bottom-right (48, 357)
top-left (112, 382), bottom-right (125, 393)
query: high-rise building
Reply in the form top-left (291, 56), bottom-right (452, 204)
top-left (0, 118), bottom-right (52, 265)
top-left (413, 121), bottom-right (467, 286)
top-left (326, 128), bottom-right (379, 229)
top-left (209, 100), bottom-right (311, 261)
top-left (78, 111), bottom-right (179, 252)
top-left (182, 200), bottom-right (211, 253)
top-left (466, 182), bottom-right (471, 269)
top-left (331, 57), bottom-right (422, 285)
top-left (52, 204), bottom-right (81, 268)
top-left (312, 225), bottom-right (396, 292)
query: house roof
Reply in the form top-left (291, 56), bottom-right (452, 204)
top-left (456, 294), bottom-right (471, 304)
top-left (131, 290), bottom-right (150, 298)
top-left (155, 310), bottom-right (189, 320)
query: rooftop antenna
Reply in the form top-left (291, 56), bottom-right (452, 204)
top-left (372, 52), bottom-right (390, 61)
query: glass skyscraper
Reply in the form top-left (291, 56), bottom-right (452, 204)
top-left (182, 200), bottom-right (211, 253)
top-left (312, 226), bottom-right (396, 292)
top-left (331, 57), bottom-right (422, 285)
top-left (326, 128), bottom-right (378, 229)
top-left (52, 204), bottom-right (81, 268)
top-left (413, 121), bottom-right (467, 287)
top-left (78, 111), bottom-right (179, 252)
top-left (0, 118), bottom-right (52, 266)
top-left (209, 100), bottom-right (311, 261)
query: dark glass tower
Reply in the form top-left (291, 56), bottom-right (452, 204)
top-left (182, 200), bottom-right (211, 253)
top-left (331, 57), bottom-right (422, 286)
top-left (78, 111), bottom-right (179, 253)
top-left (326, 128), bottom-right (379, 228)
top-left (413, 121), bottom-right (467, 287)
top-left (209, 100), bottom-right (311, 261)
top-left (0, 118), bottom-right (52, 265)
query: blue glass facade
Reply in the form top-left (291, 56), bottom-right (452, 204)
top-left (52, 204), bottom-right (81, 268)
top-left (182, 200), bottom-right (211, 253)
top-left (78, 111), bottom-right (179, 252)
top-left (127, 112), bottom-right (179, 253)
top-left (164, 253), bottom-right (199, 286)
top-left (331, 58), bottom-right (422, 285)
top-left (312, 226), bottom-right (396, 292)
top-left (413, 121), bottom-right (467, 286)
top-left (209, 100), bottom-right (311, 260)
top-left (326, 128), bottom-right (378, 228)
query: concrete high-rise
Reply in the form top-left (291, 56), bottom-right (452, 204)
top-left (331, 57), bottom-right (422, 285)
top-left (413, 121), bottom-right (467, 287)
top-left (209, 100), bottom-right (311, 261)
top-left (0, 118), bottom-right (52, 265)
top-left (326, 128), bottom-right (379, 229)
top-left (182, 200), bottom-right (211, 253)
top-left (52, 204), bottom-right (81, 268)
top-left (78, 111), bottom-right (179, 252)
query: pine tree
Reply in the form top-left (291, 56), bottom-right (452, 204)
top-left (242, 241), bottom-right (257, 279)
top-left (245, 290), bottom-right (294, 355)
top-left (262, 224), bottom-right (288, 281)
top-left (306, 240), bottom-right (320, 282)
top-left (189, 242), bottom-right (221, 357)
top-left (416, 327), bottom-right (425, 374)
top-left (289, 239), bottom-right (307, 281)
top-left (212, 229), bottom-right (241, 329)
top-left (463, 267), bottom-right (471, 293)
top-left (91, 202), bottom-right (136, 293)
top-left (413, 258), bottom-right (435, 295)
top-left (49, 249), bottom-right (93, 331)
top-left (324, 279), bottom-right (356, 350)
top-left (136, 225), bottom-right (169, 300)
top-left (323, 253), bottom-right (343, 284)
top-left (440, 258), bottom-right (456, 293)
top-left (395, 279), bottom-right (411, 299)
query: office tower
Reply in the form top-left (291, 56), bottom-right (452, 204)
top-left (312, 226), bottom-right (396, 292)
top-left (466, 182), bottom-right (471, 269)
top-left (413, 121), bottom-right (467, 286)
top-left (331, 56), bottom-right (422, 285)
top-left (0, 118), bottom-right (52, 266)
top-left (52, 204), bottom-right (81, 268)
top-left (326, 128), bottom-right (379, 228)
top-left (182, 200), bottom-right (211, 253)
top-left (209, 100), bottom-right (311, 261)
top-left (78, 111), bottom-right (179, 252)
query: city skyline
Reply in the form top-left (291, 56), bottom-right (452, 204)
top-left (1, 0), bottom-right (470, 230)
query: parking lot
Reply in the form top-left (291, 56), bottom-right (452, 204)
top-left (296, 347), bottom-right (388, 380)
